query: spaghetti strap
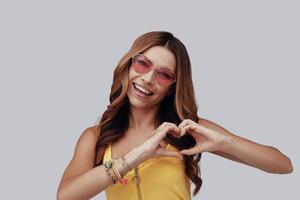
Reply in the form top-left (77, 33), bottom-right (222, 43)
top-left (103, 144), bottom-right (112, 162)
top-left (109, 143), bottom-right (112, 159)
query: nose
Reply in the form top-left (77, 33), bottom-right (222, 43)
top-left (141, 70), bottom-right (155, 85)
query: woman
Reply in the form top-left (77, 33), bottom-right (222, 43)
top-left (57, 31), bottom-right (293, 200)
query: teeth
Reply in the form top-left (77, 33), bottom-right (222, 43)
top-left (134, 83), bottom-right (152, 95)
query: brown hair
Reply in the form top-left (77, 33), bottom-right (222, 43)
top-left (94, 31), bottom-right (202, 196)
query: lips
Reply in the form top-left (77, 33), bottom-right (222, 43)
top-left (132, 83), bottom-right (154, 96)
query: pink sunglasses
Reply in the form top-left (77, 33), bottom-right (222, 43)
top-left (131, 54), bottom-right (176, 86)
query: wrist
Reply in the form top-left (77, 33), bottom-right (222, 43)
top-left (123, 147), bottom-right (143, 170)
top-left (113, 157), bottom-right (130, 177)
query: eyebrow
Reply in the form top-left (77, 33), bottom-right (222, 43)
top-left (140, 54), bottom-right (175, 72)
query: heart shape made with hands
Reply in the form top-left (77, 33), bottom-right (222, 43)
top-left (165, 119), bottom-right (227, 155)
top-left (164, 119), bottom-right (200, 139)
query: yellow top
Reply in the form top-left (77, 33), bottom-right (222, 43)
top-left (103, 143), bottom-right (191, 200)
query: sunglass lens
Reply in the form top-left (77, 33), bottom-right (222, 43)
top-left (156, 68), bottom-right (175, 85)
top-left (133, 55), bottom-right (151, 74)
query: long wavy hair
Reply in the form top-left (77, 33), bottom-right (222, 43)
top-left (94, 31), bottom-right (202, 196)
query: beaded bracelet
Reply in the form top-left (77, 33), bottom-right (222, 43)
top-left (104, 157), bottom-right (130, 185)
top-left (104, 160), bottom-right (118, 184)
top-left (114, 156), bottom-right (130, 185)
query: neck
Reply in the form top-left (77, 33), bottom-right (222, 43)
top-left (129, 105), bottom-right (160, 133)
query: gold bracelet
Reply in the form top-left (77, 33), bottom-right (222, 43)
top-left (113, 156), bottom-right (131, 177)
top-left (112, 165), bottom-right (121, 179)
top-left (113, 157), bottom-right (130, 185)
top-left (104, 160), bottom-right (119, 184)
top-left (120, 156), bottom-right (131, 173)
top-left (105, 157), bottom-right (131, 185)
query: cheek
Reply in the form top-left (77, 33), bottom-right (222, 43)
top-left (128, 67), bottom-right (134, 80)
top-left (155, 86), bottom-right (170, 97)
top-left (128, 66), bottom-right (140, 81)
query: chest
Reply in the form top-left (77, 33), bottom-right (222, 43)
top-left (111, 129), bottom-right (167, 159)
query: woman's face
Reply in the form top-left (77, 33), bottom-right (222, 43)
top-left (127, 45), bottom-right (176, 109)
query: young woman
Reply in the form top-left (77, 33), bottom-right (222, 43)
top-left (57, 31), bottom-right (293, 200)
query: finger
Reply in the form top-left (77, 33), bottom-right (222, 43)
top-left (148, 124), bottom-right (179, 146)
top-left (157, 122), bottom-right (177, 134)
top-left (159, 122), bottom-right (177, 130)
top-left (178, 119), bottom-right (189, 130)
top-left (178, 119), bottom-right (197, 129)
top-left (161, 124), bottom-right (180, 137)
top-left (166, 126), bottom-right (181, 138)
top-left (180, 124), bottom-right (197, 137)
top-left (159, 141), bottom-right (167, 148)
top-left (178, 119), bottom-right (197, 136)
top-left (180, 145), bottom-right (205, 155)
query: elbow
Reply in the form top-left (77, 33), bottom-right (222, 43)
top-left (57, 188), bottom-right (71, 200)
top-left (278, 153), bottom-right (293, 174)
top-left (57, 190), bottom-right (66, 200)
top-left (270, 157), bottom-right (293, 174)
top-left (268, 147), bottom-right (293, 174)
top-left (282, 158), bottom-right (293, 174)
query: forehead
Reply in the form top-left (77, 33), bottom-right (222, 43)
top-left (142, 46), bottom-right (176, 72)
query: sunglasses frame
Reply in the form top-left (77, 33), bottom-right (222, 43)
top-left (131, 54), bottom-right (176, 86)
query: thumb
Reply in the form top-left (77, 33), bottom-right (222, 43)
top-left (179, 149), bottom-right (195, 156)
top-left (180, 145), bottom-right (204, 155)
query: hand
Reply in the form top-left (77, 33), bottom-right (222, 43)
top-left (178, 119), bottom-right (230, 155)
top-left (136, 122), bottom-right (183, 164)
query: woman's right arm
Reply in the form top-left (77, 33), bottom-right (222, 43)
top-left (57, 122), bottom-right (183, 200)
top-left (56, 127), bottom-right (142, 200)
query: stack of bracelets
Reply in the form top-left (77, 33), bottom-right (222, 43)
top-left (104, 156), bottom-right (131, 185)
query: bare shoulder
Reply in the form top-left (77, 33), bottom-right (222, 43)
top-left (58, 125), bottom-right (100, 185)
top-left (83, 125), bottom-right (100, 139)
top-left (71, 125), bottom-right (100, 161)
top-left (75, 125), bottom-right (99, 149)
top-left (92, 124), bottom-right (101, 138)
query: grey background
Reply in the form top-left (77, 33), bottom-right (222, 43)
top-left (0, 0), bottom-right (299, 199)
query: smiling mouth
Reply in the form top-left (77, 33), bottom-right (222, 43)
top-left (132, 83), bottom-right (154, 96)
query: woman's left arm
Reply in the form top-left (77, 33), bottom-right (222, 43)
top-left (178, 118), bottom-right (293, 174)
